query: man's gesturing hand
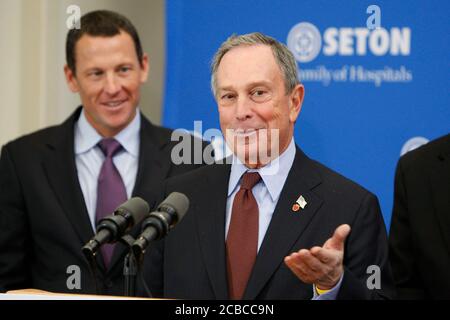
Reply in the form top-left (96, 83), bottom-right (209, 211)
top-left (284, 224), bottom-right (351, 290)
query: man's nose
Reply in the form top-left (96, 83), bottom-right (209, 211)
top-left (104, 73), bottom-right (121, 95)
top-left (235, 96), bottom-right (253, 121)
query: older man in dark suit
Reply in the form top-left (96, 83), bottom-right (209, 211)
top-left (145, 32), bottom-right (394, 300)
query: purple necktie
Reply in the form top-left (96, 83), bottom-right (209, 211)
top-left (95, 138), bottom-right (127, 268)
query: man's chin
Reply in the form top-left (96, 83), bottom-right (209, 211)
top-left (94, 117), bottom-right (133, 137)
top-left (100, 107), bottom-right (136, 124)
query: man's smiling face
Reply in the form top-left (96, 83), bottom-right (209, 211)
top-left (216, 44), bottom-right (303, 167)
top-left (64, 31), bottom-right (149, 137)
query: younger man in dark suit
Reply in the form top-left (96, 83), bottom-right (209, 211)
top-left (0, 10), bottom-right (204, 295)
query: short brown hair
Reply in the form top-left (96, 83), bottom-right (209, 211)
top-left (66, 10), bottom-right (143, 75)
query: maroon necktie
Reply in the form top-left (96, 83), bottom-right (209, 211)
top-left (95, 138), bottom-right (127, 268)
top-left (226, 172), bottom-right (261, 299)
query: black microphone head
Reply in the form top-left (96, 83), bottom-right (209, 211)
top-left (115, 197), bottom-right (149, 225)
top-left (157, 192), bottom-right (189, 223)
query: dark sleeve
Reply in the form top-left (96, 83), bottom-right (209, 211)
top-left (388, 159), bottom-right (425, 299)
top-left (337, 192), bottom-right (396, 300)
top-left (0, 145), bottom-right (31, 292)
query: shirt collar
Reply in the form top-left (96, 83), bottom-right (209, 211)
top-left (74, 108), bottom-right (141, 157)
top-left (114, 110), bottom-right (140, 157)
top-left (228, 138), bottom-right (296, 202)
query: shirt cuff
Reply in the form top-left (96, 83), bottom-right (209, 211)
top-left (312, 273), bottom-right (344, 300)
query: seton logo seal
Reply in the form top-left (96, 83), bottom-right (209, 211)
top-left (287, 22), bottom-right (322, 63)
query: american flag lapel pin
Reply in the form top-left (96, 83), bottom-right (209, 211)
top-left (292, 195), bottom-right (307, 212)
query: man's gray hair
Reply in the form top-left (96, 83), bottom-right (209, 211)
top-left (210, 32), bottom-right (300, 97)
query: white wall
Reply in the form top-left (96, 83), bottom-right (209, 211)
top-left (0, 0), bottom-right (23, 146)
top-left (0, 0), bottom-right (165, 147)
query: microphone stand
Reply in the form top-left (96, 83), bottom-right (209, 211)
top-left (119, 235), bottom-right (138, 297)
top-left (132, 239), bottom-right (154, 298)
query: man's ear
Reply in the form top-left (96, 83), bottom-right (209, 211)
top-left (289, 84), bottom-right (305, 123)
top-left (64, 64), bottom-right (80, 93)
top-left (139, 53), bottom-right (150, 83)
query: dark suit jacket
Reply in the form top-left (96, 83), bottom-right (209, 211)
top-left (0, 107), bottom-right (206, 295)
top-left (389, 133), bottom-right (450, 299)
top-left (145, 146), bottom-right (395, 299)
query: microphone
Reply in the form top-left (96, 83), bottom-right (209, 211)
top-left (82, 197), bottom-right (150, 257)
top-left (132, 192), bottom-right (189, 256)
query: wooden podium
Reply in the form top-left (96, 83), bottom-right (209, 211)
top-left (1, 289), bottom-right (155, 300)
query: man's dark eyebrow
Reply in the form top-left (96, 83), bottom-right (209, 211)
top-left (116, 62), bottom-right (134, 67)
top-left (83, 67), bottom-right (103, 75)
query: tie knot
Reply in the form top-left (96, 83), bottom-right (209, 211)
top-left (98, 138), bottom-right (123, 158)
top-left (240, 172), bottom-right (261, 190)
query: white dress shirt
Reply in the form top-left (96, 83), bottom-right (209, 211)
top-left (225, 137), bottom-right (342, 299)
top-left (226, 137), bottom-right (296, 250)
top-left (74, 109), bottom-right (140, 231)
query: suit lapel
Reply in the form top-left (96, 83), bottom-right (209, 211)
top-left (131, 115), bottom-right (171, 200)
top-left (430, 143), bottom-right (450, 257)
top-left (108, 115), bottom-right (171, 272)
top-left (195, 163), bottom-right (231, 299)
top-left (42, 110), bottom-right (172, 274)
top-left (42, 108), bottom-right (97, 262)
top-left (244, 147), bottom-right (323, 299)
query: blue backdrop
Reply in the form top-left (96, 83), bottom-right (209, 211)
top-left (162, 0), bottom-right (450, 229)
